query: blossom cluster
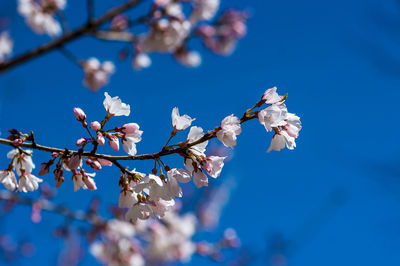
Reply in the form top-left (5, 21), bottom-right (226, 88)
top-left (82, 58), bottom-right (115, 92)
top-left (0, 149), bottom-right (42, 192)
top-left (130, 0), bottom-right (248, 69)
top-left (0, 87), bottom-right (301, 223)
top-left (258, 87), bottom-right (302, 152)
top-left (90, 206), bottom-right (240, 265)
top-left (83, 0), bottom-right (248, 91)
top-left (18, 0), bottom-right (66, 36)
top-left (8, 0), bottom-right (249, 91)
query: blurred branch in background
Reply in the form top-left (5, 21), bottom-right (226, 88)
top-left (0, 0), bottom-right (249, 93)
top-left (0, 0), bottom-right (143, 74)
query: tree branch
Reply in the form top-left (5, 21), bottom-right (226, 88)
top-left (0, 190), bottom-right (104, 225)
top-left (0, 0), bottom-right (143, 74)
top-left (0, 114), bottom-right (257, 163)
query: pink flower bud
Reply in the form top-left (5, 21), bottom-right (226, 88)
top-left (87, 159), bottom-right (102, 170)
top-left (76, 138), bottom-right (87, 147)
top-left (68, 154), bottom-right (81, 170)
top-left (200, 159), bottom-right (213, 173)
top-left (97, 158), bottom-right (112, 166)
top-left (52, 152), bottom-right (59, 158)
top-left (82, 174), bottom-right (97, 190)
top-left (91, 161), bottom-right (102, 170)
top-left (90, 121), bottom-right (101, 131)
top-left (73, 108), bottom-right (86, 122)
top-left (38, 163), bottom-right (50, 177)
top-left (54, 167), bottom-right (64, 188)
top-left (122, 123), bottom-right (139, 135)
top-left (97, 132), bottom-right (105, 145)
top-left (12, 138), bottom-right (24, 146)
top-left (109, 135), bottom-right (119, 151)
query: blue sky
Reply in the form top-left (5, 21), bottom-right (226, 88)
top-left (1, 0), bottom-right (400, 265)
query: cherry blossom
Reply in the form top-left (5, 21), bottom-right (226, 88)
top-left (200, 156), bottom-right (226, 178)
top-left (172, 107), bottom-right (195, 131)
top-left (258, 103), bottom-right (288, 132)
top-left (191, 0), bottom-right (220, 22)
top-left (139, 19), bottom-right (192, 54)
top-left (262, 86), bottom-right (283, 104)
top-left (90, 121), bottom-right (101, 131)
top-left (73, 108), bottom-right (87, 123)
top-left (108, 135), bottom-right (120, 151)
top-left (122, 136), bottom-right (141, 156)
top-left (0, 170), bottom-right (18, 191)
top-left (119, 190), bottom-right (138, 208)
top-left (0, 32), bottom-right (13, 63)
top-left (18, 173), bottom-right (43, 192)
top-left (72, 171), bottom-right (96, 191)
top-left (166, 168), bottom-right (191, 197)
top-left (18, 0), bottom-right (65, 36)
top-left (7, 149), bottom-right (35, 176)
top-left (126, 203), bottom-right (152, 222)
top-left (267, 113), bottom-right (301, 153)
top-left (103, 92), bottom-right (131, 117)
top-left (149, 198), bottom-right (175, 218)
top-left (132, 53), bottom-right (152, 70)
top-left (175, 50), bottom-right (202, 68)
top-left (199, 10), bottom-right (248, 55)
top-left (216, 114), bottom-right (242, 148)
top-left (187, 126), bottom-right (208, 156)
top-left (82, 58), bottom-right (115, 92)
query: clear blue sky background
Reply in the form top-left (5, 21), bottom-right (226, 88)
top-left (1, 0), bottom-right (400, 265)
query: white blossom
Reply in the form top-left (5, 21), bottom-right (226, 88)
top-left (165, 2), bottom-right (183, 17)
top-left (83, 58), bottom-right (115, 92)
top-left (166, 168), bottom-right (191, 197)
top-left (133, 53), bottom-right (152, 70)
top-left (107, 219), bottom-right (136, 238)
top-left (258, 103), bottom-right (288, 132)
top-left (262, 86), bottom-right (283, 104)
top-left (18, 0), bottom-right (65, 36)
top-left (0, 32), bottom-right (13, 62)
top-left (73, 172), bottom-right (96, 191)
top-left (176, 51), bottom-right (202, 67)
top-left (122, 136), bottom-right (141, 156)
top-left (187, 126), bottom-right (208, 156)
top-left (201, 156), bottom-right (226, 178)
top-left (8, 149), bottom-right (35, 176)
top-left (284, 113), bottom-right (302, 138)
top-left (172, 107), bottom-right (195, 131)
top-left (149, 198), bottom-right (175, 218)
top-left (191, 0), bottom-right (220, 22)
top-left (0, 170), bottom-right (18, 191)
top-left (126, 203), bottom-right (153, 222)
top-left (18, 173), bottom-right (42, 192)
top-left (103, 92), bottom-right (131, 116)
top-left (216, 114), bottom-right (242, 148)
top-left (193, 168), bottom-right (208, 188)
top-left (118, 190), bottom-right (138, 208)
top-left (134, 174), bottom-right (172, 201)
top-left (140, 19), bottom-right (191, 53)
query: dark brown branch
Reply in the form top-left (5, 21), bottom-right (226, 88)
top-left (0, 0), bottom-right (143, 74)
top-left (0, 190), bottom-right (104, 225)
